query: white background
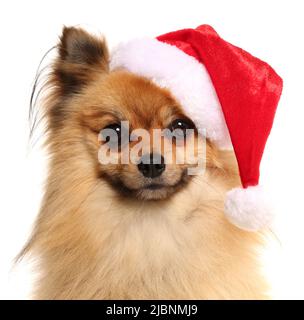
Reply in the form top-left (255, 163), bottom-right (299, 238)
top-left (1, 0), bottom-right (304, 299)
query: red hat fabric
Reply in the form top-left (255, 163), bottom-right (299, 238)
top-left (157, 25), bottom-right (283, 189)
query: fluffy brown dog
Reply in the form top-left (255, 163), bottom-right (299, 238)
top-left (21, 27), bottom-right (267, 299)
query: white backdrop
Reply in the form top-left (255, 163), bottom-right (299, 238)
top-left (0, 0), bottom-right (304, 299)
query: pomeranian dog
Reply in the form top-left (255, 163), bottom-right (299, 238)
top-left (20, 27), bottom-right (268, 299)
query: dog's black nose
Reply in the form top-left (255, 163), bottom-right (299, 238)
top-left (137, 153), bottom-right (166, 178)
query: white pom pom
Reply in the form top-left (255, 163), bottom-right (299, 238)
top-left (224, 186), bottom-right (274, 232)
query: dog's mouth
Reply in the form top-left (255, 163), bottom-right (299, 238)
top-left (143, 183), bottom-right (164, 190)
top-left (102, 170), bottom-right (190, 200)
top-left (133, 177), bottom-right (189, 200)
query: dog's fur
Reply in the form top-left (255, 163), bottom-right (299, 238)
top-left (21, 27), bottom-right (268, 299)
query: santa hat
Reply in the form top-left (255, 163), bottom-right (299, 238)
top-left (110, 25), bottom-right (283, 232)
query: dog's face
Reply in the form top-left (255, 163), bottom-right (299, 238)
top-left (81, 71), bottom-right (209, 200)
top-left (43, 27), bottom-right (218, 202)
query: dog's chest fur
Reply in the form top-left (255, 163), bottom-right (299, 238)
top-left (34, 175), bottom-right (267, 299)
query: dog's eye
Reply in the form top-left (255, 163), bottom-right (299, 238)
top-left (100, 123), bottom-right (125, 148)
top-left (105, 123), bottom-right (121, 136)
top-left (168, 119), bottom-right (195, 139)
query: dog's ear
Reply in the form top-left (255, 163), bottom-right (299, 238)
top-left (53, 26), bottom-right (109, 96)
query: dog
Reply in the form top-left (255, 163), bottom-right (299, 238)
top-left (20, 27), bottom-right (268, 299)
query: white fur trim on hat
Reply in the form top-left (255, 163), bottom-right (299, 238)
top-left (110, 38), bottom-right (232, 149)
top-left (224, 186), bottom-right (274, 232)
